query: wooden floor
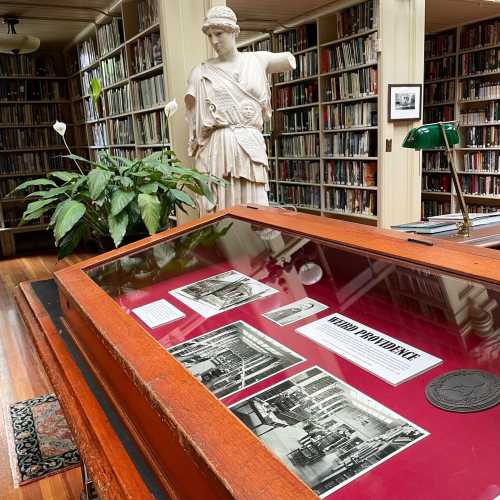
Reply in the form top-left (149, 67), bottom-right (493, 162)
top-left (0, 253), bottom-right (88, 500)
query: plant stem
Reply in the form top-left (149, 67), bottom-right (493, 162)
top-left (62, 136), bottom-right (84, 175)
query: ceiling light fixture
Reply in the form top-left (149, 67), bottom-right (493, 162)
top-left (0, 17), bottom-right (40, 55)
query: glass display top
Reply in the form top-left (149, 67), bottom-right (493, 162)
top-left (86, 216), bottom-right (500, 499)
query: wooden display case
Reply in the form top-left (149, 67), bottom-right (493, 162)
top-left (16, 205), bottom-right (500, 499)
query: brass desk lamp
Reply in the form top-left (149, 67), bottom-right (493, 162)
top-left (402, 121), bottom-right (471, 236)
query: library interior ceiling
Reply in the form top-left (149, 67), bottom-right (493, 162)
top-left (0, 0), bottom-right (499, 49)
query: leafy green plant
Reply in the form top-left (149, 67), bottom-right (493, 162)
top-left (10, 101), bottom-right (222, 259)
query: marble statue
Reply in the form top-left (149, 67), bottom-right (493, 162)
top-left (185, 6), bottom-right (296, 214)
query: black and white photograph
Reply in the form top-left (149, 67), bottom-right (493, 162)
top-left (388, 84), bottom-right (422, 121)
top-left (168, 321), bottom-right (305, 399)
top-left (263, 297), bottom-right (328, 326)
top-left (169, 270), bottom-right (278, 318)
top-left (231, 366), bottom-right (428, 497)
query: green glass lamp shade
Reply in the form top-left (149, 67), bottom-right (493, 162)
top-left (402, 122), bottom-right (459, 150)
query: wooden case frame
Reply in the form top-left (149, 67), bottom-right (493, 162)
top-left (53, 205), bottom-right (500, 499)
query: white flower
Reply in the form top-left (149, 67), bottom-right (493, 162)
top-left (53, 120), bottom-right (66, 137)
top-left (164, 99), bottom-right (178, 119)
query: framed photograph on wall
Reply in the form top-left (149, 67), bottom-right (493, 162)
top-left (388, 84), bottom-right (422, 121)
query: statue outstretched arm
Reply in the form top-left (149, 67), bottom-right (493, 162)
top-left (254, 51), bottom-right (296, 74)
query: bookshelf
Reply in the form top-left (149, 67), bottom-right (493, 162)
top-left (68, 0), bottom-right (168, 164)
top-left (238, 0), bottom-right (380, 224)
top-left (422, 16), bottom-right (500, 219)
top-left (0, 52), bottom-right (74, 256)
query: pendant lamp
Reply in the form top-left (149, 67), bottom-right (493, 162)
top-left (0, 17), bottom-right (40, 55)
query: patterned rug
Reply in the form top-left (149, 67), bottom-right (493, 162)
top-left (9, 393), bottom-right (80, 484)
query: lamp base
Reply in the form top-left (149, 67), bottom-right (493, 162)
top-left (456, 221), bottom-right (471, 237)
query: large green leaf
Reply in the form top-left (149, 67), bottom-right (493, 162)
top-left (38, 185), bottom-right (71, 199)
top-left (53, 199), bottom-right (86, 243)
top-left (110, 190), bottom-right (135, 216)
top-left (137, 193), bottom-right (160, 235)
top-left (139, 182), bottom-right (159, 194)
top-left (48, 171), bottom-right (81, 183)
top-left (49, 201), bottom-right (65, 227)
top-left (10, 178), bottom-right (57, 195)
top-left (89, 77), bottom-right (101, 105)
top-left (108, 211), bottom-right (129, 247)
top-left (118, 176), bottom-right (134, 188)
top-left (24, 198), bottom-right (56, 216)
top-left (21, 204), bottom-right (55, 223)
top-left (87, 168), bottom-right (112, 200)
top-left (57, 224), bottom-right (87, 260)
top-left (170, 189), bottom-right (196, 208)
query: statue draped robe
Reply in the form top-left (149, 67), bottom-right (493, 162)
top-left (185, 52), bottom-right (272, 214)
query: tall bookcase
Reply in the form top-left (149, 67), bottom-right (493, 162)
top-left (238, 0), bottom-right (379, 225)
top-left (68, 0), bottom-right (168, 164)
top-left (422, 15), bottom-right (500, 219)
top-left (0, 52), bottom-right (73, 256)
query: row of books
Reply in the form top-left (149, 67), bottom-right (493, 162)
top-left (323, 130), bottom-right (377, 157)
top-left (136, 110), bottom-right (168, 144)
top-left (89, 122), bottom-right (108, 147)
top-left (275, 24), bottom-right (317, 53)
top-left (83, 98), bottom-right (101, 122)
top-left (460, 49), bottom-right (500, 76)
top-left (422, 173), bottom-right (451, 192)
top-left (107, 85), bottom-right (132, 116)
top-left (101, 53), bottom-right (127, 88)
top-left (97, 18), bottom-right (124, 56)
top-left (279, 135), bottom-right (320, 157)
top-left (109, 116), bottom-right (134, 145)
top-left (323, 67), bottom-right (377, 101)
top-left (460, 18), bottom-right (500, 51)
top-left (460, 103), bottom-right (500, 124)
top-left (461, 80), bottom-right (500, 100)
top-left (81, 67), bottom-right (101, 97)
top-left (0, 80), bottom-right (67, 101)
top-left (78, 38), bottom-right (98, 69)
top-left (464, 125), bottom-right (500, 147)
top-left (0, 103), bottom-right (66, 125)
top-left (0, 152), bottom-right (65, 174)
top-left (321, 33), bottom-right (377, 73)
top-left (131, 75), bottom-right (165, 110)
top-left (131, 32), bottom-right (162, 75)
top-left (138, 0), bottom-right (159, 33)
top-left (422, 151), bottom-right (448, 171)
top-left (278, 184), bottom-right (321, 208)
top-left (0, 55), bottom-right (57, 77)
top-left (275, 83), bottom-right (318, 108)
top-left (276, 160), bottom-right (320, 184)
top-left (325, 187), bottom-right (376, 216)
top-left (323, 102), bottom-right (377, 130)
top-left (424, 105), bottom-right (454, 124)
top-left (111, 147), bottom-right (136, 160)
top-left (276, 108), bottom-right (319, 133)
top-left (277, 53), bottom-right (318, 83)
top-left (424, 81), bottom-right (455, 104)
top-left (255, 39), bottom-right (272, 52)
top-left (0, 128), bottom-right (64, 149)
top-left (424, 57), bottom-right (456, 81)
top-left (464, 151), bottom-right (500, 171)
top-left (324, 160), bottom-right (377, 187)
top-left (421, 199), bottom-right (451, 218)
top-left (467, 203), bottom-right (500, 213)
top-left (460, 175), bottom-right (500, 195)
top-left (336, 0), bottom-right (377, 40)
top-left (425, 31), bottom-right (455, 59)
top-left (265, 136), bottom-right (275, 156)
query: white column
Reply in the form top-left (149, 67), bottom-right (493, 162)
top-left (378, 0), bottom-right (425, 228)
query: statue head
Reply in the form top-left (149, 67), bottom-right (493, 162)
top-left (202, 6), bottom-right (240, 36)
